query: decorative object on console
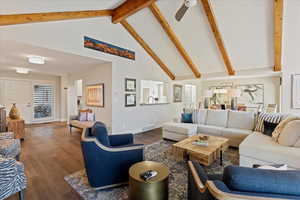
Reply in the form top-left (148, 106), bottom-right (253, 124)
top-left (85, 84), bottom-right (104, 107)
top-left (125, 78), bottom-right (136, 92)
top-left (173, 84), bottom-right (183, 103)
top-left (230, 88), bottom-right (241, 110)
top-left (263, 121), bottom-right (279, 137)
top-left (292, 74), bottom-right (300, 108)
top-left (265, 104), bottom-right (278, 113)
top-left (9, 103), bottom-right (20, 120)
top-left (204, 90), bottom-right (213, 109)
top-left (84, 36), bottom-right (135, 60)
top-left (125, 94), bottom-right (136, 107)
top-left (237, 84), bottom-right (264, 106)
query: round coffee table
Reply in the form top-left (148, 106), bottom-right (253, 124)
top-left (129, 161), bottom-right (169, 200)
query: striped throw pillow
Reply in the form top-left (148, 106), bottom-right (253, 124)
top-left (254, 112), bottom-right (282, 132)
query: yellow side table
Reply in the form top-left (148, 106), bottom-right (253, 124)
top-left (129, 161), bottom-right (169, 200)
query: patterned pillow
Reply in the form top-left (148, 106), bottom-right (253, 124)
top-left (254, 112), bottom-right (282, 132)
top-left (87, 113), bottom-right (95, 121)
top-left (79, 112), bottom-right (87, 121)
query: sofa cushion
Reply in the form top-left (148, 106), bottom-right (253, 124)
top-left (221, 128), bottom-right (252, 140)
top-left (192, 109), bottom-right (207, 125)
top-left (240, 132), bottom-right (300, 169)
top-left (181, 113), bottom-right (193, 123)
top-left (278, 120), bottom-right (300, 147)
top-left (263, 121), bottom-right (279, 137)
top-left (254, 112), bottom-right (282, 132)
top-left (227, 111), bottom-right (255, 130)
top-left (163, 122), bottom-right (197, 135)
top-left (223, 165), bottom-right (300, 196)
top-left (206, 110), bottom-right (228, 127)
top-left (197, 124), bottom-right (223, 136)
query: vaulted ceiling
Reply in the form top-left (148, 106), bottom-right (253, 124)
top-left (0, 0), bottom-right (283, 79)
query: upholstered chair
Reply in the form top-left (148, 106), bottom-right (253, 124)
top-left (81, 122), bottom-right (144, 189)
top-left (188, 161), bottom-right (300, 200)
top-left (0, 156), bottom-right (27, 200)
top-left (0, 132), bottom-right (21, 160)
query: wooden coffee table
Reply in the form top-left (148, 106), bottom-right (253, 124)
top-left (172, 134), bottom-right (229, 166)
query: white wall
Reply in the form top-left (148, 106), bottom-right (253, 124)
top-left (200, 76), bottom-right (281, 109)
top-left (69, 63), bottom-right (113, 130)
top-left (0, 70), bottom-right (62, 121)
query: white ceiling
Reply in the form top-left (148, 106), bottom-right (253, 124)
top-left (0, 40), bottom-right (108, 76)
top-left (0, 0), bottom-right (278, 78)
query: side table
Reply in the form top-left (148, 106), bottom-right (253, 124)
top-left (129, 161), bottom-right (169, 200)
top-left (6, 118), bottom-right (25, 140)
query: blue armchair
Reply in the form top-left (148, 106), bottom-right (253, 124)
top-left (81, 122), bottom-right (144, 190)
top-left (188, 161), bottom-right (300, 200)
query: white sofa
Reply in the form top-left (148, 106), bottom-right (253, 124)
top-left (163, 109), bottom-right (255, 147)
top-left (240, 132), bottom-right (300, 170)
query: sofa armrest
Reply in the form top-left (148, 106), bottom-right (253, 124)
top-left (109, 134), bottom-right (134, 146)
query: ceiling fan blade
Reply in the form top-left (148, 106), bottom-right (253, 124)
top-left (175, 3), bottom-right (189, 21)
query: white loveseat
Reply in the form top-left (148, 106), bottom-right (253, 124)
top-left (163, 109), bottom-right (255, 147)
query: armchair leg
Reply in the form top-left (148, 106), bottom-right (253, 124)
top-left (19, 190), bottom-right (25, 200)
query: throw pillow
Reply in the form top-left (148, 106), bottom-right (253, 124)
top-left (263, 121), bottom-right (278, 137)
top-left (272, 117), bottom-right (300, 142)
top-left (79, 112), bottom-right (87, 121)
top-left (253, 164), bottom-right (287, 170)
top-left (181, 113), bottom-right (193, 123)
top-left (277, 120), bottom-right (300, 147)
top-left (87, 113), bottom-right (95, 121)
top-left (254, 112), bottom-right (282, 132)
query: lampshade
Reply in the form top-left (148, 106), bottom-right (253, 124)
top-left (204, 90), bottom-right (213, 98)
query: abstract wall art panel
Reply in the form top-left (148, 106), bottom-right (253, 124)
top-left (85, 84), bottom-right (104, 107)
top-left (84, 36), bottom-right (135, 60)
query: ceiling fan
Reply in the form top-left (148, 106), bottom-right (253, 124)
top-left (175, 0), bottom-right (198, 21)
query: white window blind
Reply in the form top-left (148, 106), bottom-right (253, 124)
top-left (33, 85), bottom-right (54, 119)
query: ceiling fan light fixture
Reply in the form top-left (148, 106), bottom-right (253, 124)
top-left (28, 55), bottom-right (45, 65)
top-left (16, 68), bottom-right (30, 74)
top-left (185, 0), bottom-right (197, 7)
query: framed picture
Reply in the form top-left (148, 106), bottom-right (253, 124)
top-left (173, 84), bottom-right (183, 103)
top-left (125, 78), bottom-right (136, 92)
top-left (125, 94), bottom-right (136, 107)
top-left (236, 84), bottom-right (264, 107)
top-left (85, 84), bottom-right (104, 107)
top-left (292, 74), bottom-right (300, 108)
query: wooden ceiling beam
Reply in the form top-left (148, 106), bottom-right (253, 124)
top-left (274, 0), bottom-right (283, 72)
top-left (121, 20), bottom-right (175, 80)
top-left (199, 0), bottom-right (235, 76)
top-left (112, 0), bottom-right (156, 24)
top-left (0, 10), bottom-right (113, 26)
top-left (149, 3), bottom-right (201, 78)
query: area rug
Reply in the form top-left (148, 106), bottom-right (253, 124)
top-left (64, 140), bottom-right (238, 200)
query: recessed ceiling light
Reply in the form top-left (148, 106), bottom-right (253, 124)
top-left (28, 56), bottom-right (45, 65)
top-left (16, 68), bottom-right (30, 74)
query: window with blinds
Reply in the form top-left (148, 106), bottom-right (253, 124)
top-left (33, 85), bottom-right (54, 119)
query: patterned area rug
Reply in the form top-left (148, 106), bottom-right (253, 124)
top-left (64, 140), bottom-right (238, 200)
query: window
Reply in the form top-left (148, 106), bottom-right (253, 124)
top-left (184, 84), bottom-right (197, 107)
top-left (33, 85), bottom-right (54, 120)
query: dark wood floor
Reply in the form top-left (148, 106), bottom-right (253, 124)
top-left (7, 123), bottom-right (162, 200)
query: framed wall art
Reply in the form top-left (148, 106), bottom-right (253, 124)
top-left (125, 94), bottom-right (136, 107)
top-left (173, 84), bottom-right (183, 103)
top-left (125, 78), bottom-right (136, 92)
top-left (85, 84), bottom-right (104, 107)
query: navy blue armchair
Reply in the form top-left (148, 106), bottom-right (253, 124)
top-left (81, 122), bottom-right (144, 190)
top-left (188, 161), bottom-right (300, 200)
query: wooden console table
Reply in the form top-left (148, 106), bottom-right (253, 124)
top-left (6, 118), bottom-right (25, 139)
